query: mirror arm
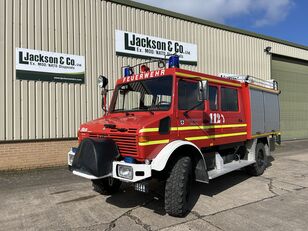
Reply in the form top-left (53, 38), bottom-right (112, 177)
top-left (101, 88), bottom-right (108, 115)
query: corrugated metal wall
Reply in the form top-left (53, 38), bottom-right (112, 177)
top-left (1, 0), bottom-right (308, 141)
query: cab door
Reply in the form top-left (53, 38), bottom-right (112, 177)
top-left (219, 86), bottom-right (246, 143)
top-left (176, 78), bottom-right (211, 146)
top-left (207, 84), bottom-right (223, 142)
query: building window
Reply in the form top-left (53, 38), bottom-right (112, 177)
top-left (209, 86), bottom-right (218, 111)
top-left (221, 87), bottom-right (238, 111)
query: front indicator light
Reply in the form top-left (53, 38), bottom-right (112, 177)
top-left (138, 136), bottom-right (149, 143)
top-left (67, 147), bottom-right (78, 166)
top-left (117, 165), bottom-right (133, 180)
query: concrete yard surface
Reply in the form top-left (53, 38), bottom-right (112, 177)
top-left (1, 140), bottom-right (308, 231)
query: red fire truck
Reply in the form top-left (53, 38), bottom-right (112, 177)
top-left (68, 56), bottom-right (280, 217)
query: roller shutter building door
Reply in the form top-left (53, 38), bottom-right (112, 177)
top-left (272, 55), bottom-right (308, 140)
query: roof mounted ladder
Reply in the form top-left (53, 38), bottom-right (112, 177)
top-left (219, 73), bottom-right (279, 90)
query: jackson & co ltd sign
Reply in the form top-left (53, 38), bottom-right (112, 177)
top-left (16, 48), bottom-right (85, 83)
top-left (115, 30), bottom-right (197, 64)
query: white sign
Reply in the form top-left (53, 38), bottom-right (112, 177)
top-left (115, 30), bottom-right (198, 63)
top-left (16, 48), bottom-right (85, 83)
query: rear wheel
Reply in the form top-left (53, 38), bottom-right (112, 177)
top-left (92, 177), bottom-right (122, 195)
top-left (165, 156), bottom-right (192, 217)
top-left (246, 142), bottom-right (267, 176)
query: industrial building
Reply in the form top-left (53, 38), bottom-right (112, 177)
top-left (1, 0), bottom-right (308, 170)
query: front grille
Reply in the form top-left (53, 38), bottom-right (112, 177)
top-left (110, 128), bottom-right (137, 134)
top-left (89, 128), bottom-right (138, 156)
top-left (107, 134), bottom-right (138, 156)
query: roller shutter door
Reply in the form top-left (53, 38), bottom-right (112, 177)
top-left (272, 55), bottom-right (308, 140)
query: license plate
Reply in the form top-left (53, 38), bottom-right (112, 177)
top-left (134, 181), bottom-right (149, 193)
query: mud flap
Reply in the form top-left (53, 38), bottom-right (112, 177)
top-left (71, 138), bottom-right (119, 177)
top-left (195, 158), bottom-right (209, 183)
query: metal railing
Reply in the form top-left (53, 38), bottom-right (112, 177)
top-left (218, 73), bottom-right (278, 90)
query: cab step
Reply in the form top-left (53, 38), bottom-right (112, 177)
top-left (208, 153), bottom-right (255, 179)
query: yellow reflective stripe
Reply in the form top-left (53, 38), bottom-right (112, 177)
top-left (140, 124), bottom-right (247, 133)
top-left (176, 72), bottom-right (241, 87)
top-left (173, 124), bottom-right (247, 131)
top-left (251, 132), bottom-right (280, 138)
top-left (249, 85), bottom-right (280, 94)
top-left (138, 139), bottom-right (170, 146)
top-left (138, 131), bottom-right (248, 146)
top-left (217, 124), bottom-right (247, 128)
top-left (170, 127), bottom-right (179, 131)
top-left (139, 128), bottom-right (159, 133)
top-left (186, 132), bottom-right (247, 141)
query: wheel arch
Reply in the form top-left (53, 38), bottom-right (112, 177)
top-left (246, 137), bottom-right (271, 161)
top-left (151, 140), bottom-right (209, 183)
top-left (257, 137), bottom-right (270, 156)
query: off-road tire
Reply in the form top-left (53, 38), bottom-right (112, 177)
top-left (165, 156), bottom-right (192, 217)
top-left (246, 142), bottom-right (267, 176)
top-left (92, 177), bottom-right (122, 195)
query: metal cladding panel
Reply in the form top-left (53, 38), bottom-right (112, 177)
top-left (250, 89), bottom-right (280, 135)
top-left (0, 0), bottom-right (5, 140)
top-left (250, 89), bottom-right (265, 135)
top-left (1, 0), bottom-right (308, 141)
top-left (264, 92), bottom-right (280, 133)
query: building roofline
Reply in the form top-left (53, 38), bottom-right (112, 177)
top-left (109, 0), bottom-right (308, 51)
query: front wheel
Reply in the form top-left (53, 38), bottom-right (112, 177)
top-left (92, 177), bottom-right (122, 195)
top-left (246, 142), bottom-right (268, 176)
top-left (165, 156), bottom-right (193, 217)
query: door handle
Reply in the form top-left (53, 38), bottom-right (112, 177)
top-left (238, 119), bottom-right (243, 122)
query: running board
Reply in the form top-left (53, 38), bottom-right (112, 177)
top-left (208, 160), bottom-right (255, 179)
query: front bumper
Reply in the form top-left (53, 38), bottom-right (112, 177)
top-left (112, 161), bottom-right (151, 182)
top-left (68, 148), bottom-right (151, 182)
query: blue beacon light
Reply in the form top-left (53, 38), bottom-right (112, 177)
top-left (124, 67), bottom-right (133, 77)
top-left (168, 55), bottom-right (180, 68)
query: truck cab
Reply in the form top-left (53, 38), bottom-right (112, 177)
top-left (68, 56), bottom-right (280, 217)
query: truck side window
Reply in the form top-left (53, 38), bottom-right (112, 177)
top-left (178, 80), bottom-right (204, 110)
top-left (209, 86), bottom-right (218, 111)
top-left (221, 87), bottom-right (238, 111)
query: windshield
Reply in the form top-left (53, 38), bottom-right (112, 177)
top-left (111, 76), bottom-right (173, 112)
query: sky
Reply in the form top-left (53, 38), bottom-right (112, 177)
top-left (132, 0), bottom-right (308, 47)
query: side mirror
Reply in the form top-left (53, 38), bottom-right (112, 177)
top-left (98, 75), bottom-right (108, 88)
top-left (199, 80), bottom-right (208, 100)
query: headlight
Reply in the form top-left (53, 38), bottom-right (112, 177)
top-left (117, 165), bottom-right (133, 180)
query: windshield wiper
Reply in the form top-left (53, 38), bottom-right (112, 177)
top-left (183, 101), bottom-right (203, 117)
